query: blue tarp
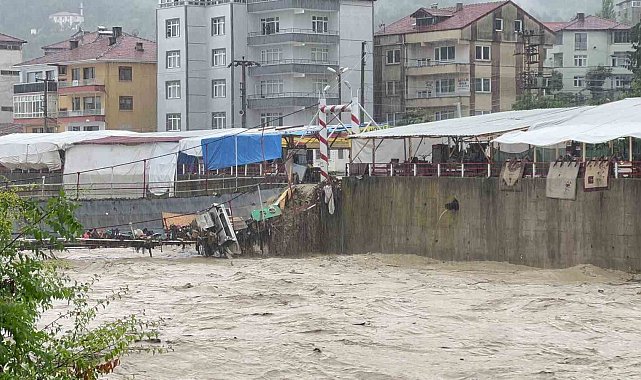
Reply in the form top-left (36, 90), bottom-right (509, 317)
top-left (201, 133), bottom-right (283, 170)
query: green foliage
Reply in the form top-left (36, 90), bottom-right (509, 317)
top-left (512, 93), bottom-right (579, 110)
top-left (585, 65), bottom-right (613, 101)
top-left (0, 190), bottom-right (163, 379)
top-left (596, 0), bottom-right (616, 20)
top-left (547, 71), bottom-right (564, 93)
top-left (399, 109), bottom-right (433, 126)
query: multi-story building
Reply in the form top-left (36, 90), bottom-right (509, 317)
top-left (13, 27), bottom-right (157, 133)
top-left (156, 0), bottom-right (374, 132)
top-left (616, 0), bottom-right (641, 24)
top-left (0, 32), bottom-right (26, 123)
top-left (374, 1), bottom-right (554, 124)
top-left (545, 14), bottom-right (633, 96)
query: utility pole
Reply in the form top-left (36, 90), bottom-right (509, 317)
top-left (229, 57), bottom-right (260, 129)
top-left (360, 41), bottom-right (366, 123)
top-left (36, 77), bottom-right (54, 132)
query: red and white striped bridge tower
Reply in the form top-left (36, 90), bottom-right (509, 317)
top-left (318, 96), bottom-right (360, 182)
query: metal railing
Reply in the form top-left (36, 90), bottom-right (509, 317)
top-left (247, 91), bottom-right (338, 99)
top-left (58, 79), bottom-right (104, 88)
top-left (258, 59), bottom-right (339, 66)
top-left (58, 108), bottom-right (105, 117)
top-left (248, 28), bottom-right (339, 37)
top-left (346, 161), bottom-right (641, 179)
top-left (13, 81), bottom-right (58, 94)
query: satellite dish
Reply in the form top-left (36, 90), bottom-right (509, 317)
top-left (239, 110), bottom-right (245, 115)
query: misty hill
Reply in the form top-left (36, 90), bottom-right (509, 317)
top-left (0, 0), bottom-right (601, 60)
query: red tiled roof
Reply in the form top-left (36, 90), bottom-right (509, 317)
top-left (544, 15), bottom-right (631, 32)
top-left (17, 34), bottom-right (156, 66)
top-left (42, 31), bottom-right (100, 50)
top-left (377, 1), bottom-right (509, 36)
top-left (0, 32), bottom-right (26, 44)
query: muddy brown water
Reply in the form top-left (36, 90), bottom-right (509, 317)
top-left (50, 248), bottom-right (641, 379)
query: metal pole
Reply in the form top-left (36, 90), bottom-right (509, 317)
top-left (360, 41), bottom-right (366, 123)
top-left (142, 159), bottom-right (147, 198)
top-left (629, 137), bottom-right (633, 162)
top-left (43, 79), bottom-right (48, 132)
top-left (257, 184), bottom-right (265, 255)
top-left (241, 61), bottom-right (247, 129)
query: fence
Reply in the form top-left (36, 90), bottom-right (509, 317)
top-left (346, 161), bottom-right (641, 179)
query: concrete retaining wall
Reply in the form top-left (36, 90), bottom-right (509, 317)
top-left (74, 187), bottom-right (284, 232)
top-left (334, 177), bottom-right (641, 272)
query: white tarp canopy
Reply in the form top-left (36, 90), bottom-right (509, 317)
top-left (0, 130), bottom-right (137, 170)
top-left (350, 107), bottom-right (591, 140)
top-left (178, 129), bottom-right (247, 158)
top-left (494, 98), bottom-right (641, 147)
top-left (351, 138), bottom-right (443, 163)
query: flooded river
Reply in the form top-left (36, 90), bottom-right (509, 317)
top-left (55, 248), bottom-right (641, 379)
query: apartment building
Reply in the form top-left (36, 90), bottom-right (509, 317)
top-left (156, 0), bottom-right (374, 132)
top-left (13, 28), bottom-right (157, 133)
top-left (545, 14), bottom-right (634, 96)
top-left (0, 32), bottom-right (26, 123)
top-left (616, 0), bottom-right (641, 24)
top-left (374, 1), bottom-right (554, 124)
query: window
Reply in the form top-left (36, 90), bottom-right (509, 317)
top-left (614, 76), bottom-right (632, 88)
top-left (555, 33), bottom-right (564, 45)
top-left (338, 149), bottom-right (345, 160)
top-left (573, 76), bottom-right (585, 87)
top-left (261, 48), bottom-right (282, 64)
top-left (312, 79), bottom-right (329, 94)
top-left (72, 97), bottom-right (81, 111)
top-left (260, 113), bottom-right (283, 127)
top-left (212, 112), bottom-right (226, 129)
top-left (0, 70), bottom-right (19, 76)
top-left (474, 110), bottom-right (491, 116)
top-left (385, 81), bottom-right (400, 96)
top-left (83, 67), bottom-right (94, 80)
top-left (119, 96), bottom-right (133, 111)
top-left (119, 66), bottom-right (132, 81)
top-left (261, 17), bottom-right (280, 35)
top-left (12, 94), bottom-right (55, 119)
top-left (166, 50), bottom-right (180, 69)
top-left (435, 46), bottom-right (455, 61)
top-left (634, 1), bottom-right (641, 7)
top-left (211, 17), bottom-right (225, 36)
top-left (614, 30), bottom-right (630, 43)
top-left (311, 47), bottom-right (329, 62)
top-left (417, 90), bottom-right (429, 98)
top-left (612, 54), bottom-right (630, 67)
top-left (435, 110), bottom-right (456, 121)
top-left (212, 79), bottom-right (226, 98)
top-left (72, 68), bottom-right (81, 81)
top-left (258, 80), bottom-right (284, 96)
top-left (166, 80), bottom-right (181, 99)
top-left (386, 49), bottom-right (401, 65)
top-left (435, 78), bottom-right (455, 94)
top-left (59, 66), bottom-right (67, 75)
top-left (166, 18), bottom-right (180, 38)
top-left (574, 55), bottom-right (587, 67)
top-left (83, 96), bottom-right (101, 111)
top-left (46, 70), bottom-right (55, 80)
top-left (166, 113), bottom-right (181, 131)
top-left (553, 53), bottom-right (564, 68)
top-left (575, 33), bottom-right (587, 50)
top-left (312, 16), bottom-right (328, 33)
top-left (514, 20), bottom-right (523, 33)
top-left (474, 78), bottom-right (491, 93)
top-left (494, 18), bottom-right (504, 31)
top-left (475, 46), bottom-right (491, 61)
top-left (1, 106), bottom-right (13, 112)
top-left (212, 48), bottom-right (226, 66)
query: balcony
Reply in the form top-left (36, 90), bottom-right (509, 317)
top-left (247, 0), bottom-right (339, 12)
top-left (406, 91), bottom-right (470, 109)
top-left (250, 59), bottom-right (338, 76)
top-left (248, 29), bottom-right (339, 46)
top-left (58, 79), bottom-right (105, 95)
top-left (248, 92), bottom-right (338, 109)
top-left (158, 0), bottom-right (235, 8)
top-left (58, 108), bottom-right (106, 122)
top-left (405, 60), bottom-right (469, 76)
top-left (13, 81), bottom-right (58, 94)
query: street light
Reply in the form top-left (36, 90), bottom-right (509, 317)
top-left (327, 66), bottom-right (349, 103)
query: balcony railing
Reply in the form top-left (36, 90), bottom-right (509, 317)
top-left (158, 0), bottom-right (237, 7)
top-left (58, 109), bottom-right (105, 118)
top-left (250, 59), bottom-right (339, 75)
top-left (13, 81), bottom-right (58, 94)
top-left (247, 92), bottom-right (338, 108)
top-left (58, 79), bottom-right (104, 88)
top-left (248, 29), bottom-right (339, 46)
top-left (247, 0), bottom-right (339, 12)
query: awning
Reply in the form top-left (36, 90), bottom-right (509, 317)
top-left (201, 132), bottom-right (283, 171)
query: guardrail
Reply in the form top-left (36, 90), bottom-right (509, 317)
top-left (247, 91), bottom-right (338, 100)
top-left (247, 28), bottom-right (339, 37)
top-left (346, 161), bottom-right (641, 179)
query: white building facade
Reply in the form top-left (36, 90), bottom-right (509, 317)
top-left (545, 14), bottom-right (634, 96)
top-left (156, 0), bottom-right (374, 132)
top-left (0, 33), bottom-right (26, 124)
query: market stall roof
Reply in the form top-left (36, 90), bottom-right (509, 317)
top-left (494, 98), bottom-right (641, 146)
top-left (350, 107), bottom-right (591, 140)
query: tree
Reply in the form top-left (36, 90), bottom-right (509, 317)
top-left (629, 22), bottom-right (641, 96)
top-left (0, 190), bottom-right (162, 379)
top-left (596, 0), bottom-right (616, 20)
top-left (585, 65), bottom-right (613, 102)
